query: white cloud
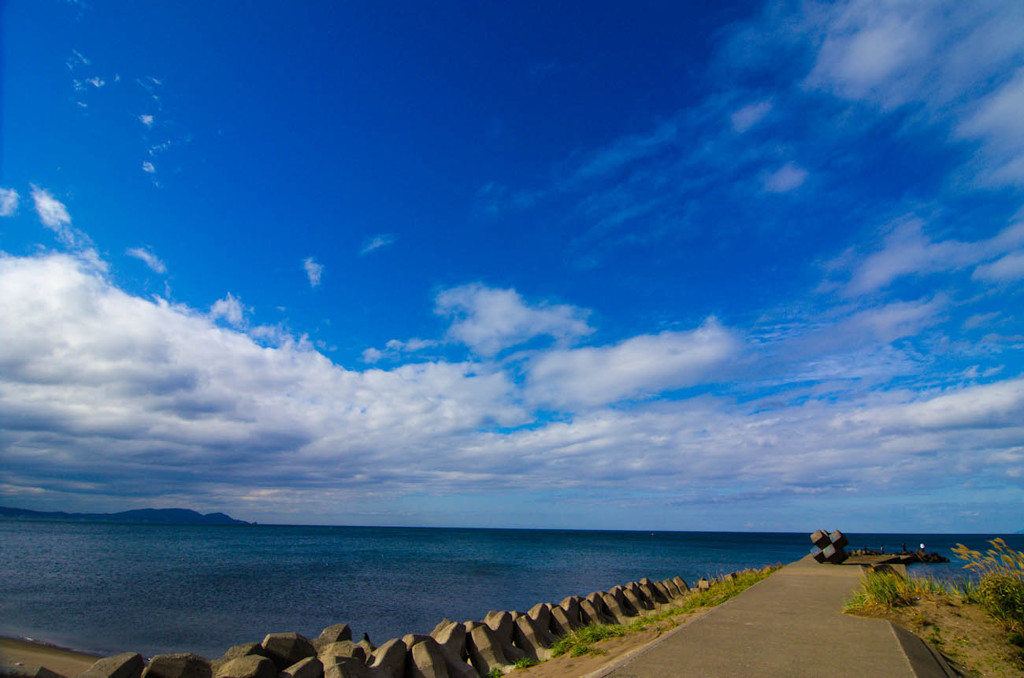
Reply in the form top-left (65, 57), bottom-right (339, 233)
top-left (360, 234), bottom-right (396, 255)
top-left (0, 188), bottom-right (18, 217)
top-left (139, 114), bottom-right (154, 128)
top-left (126, 247), bottom-right (167, 274)
top-left (841, 216), bottom-right (1024, 294)
top-left (30, 186), bottom-right (82, 247)
top-left (302, 257), bottom-right (323, 287)
top-left (86, 76), bottom-right (105, 88)
top-left (730, 100), bottom-right (772, 132)
top-left (762, 162), bottom-right (807, 193)
top-left (142, 161), bottom-right (156, 174)
top-left (527, 318), bottom-right (739, 407)
top-left (435, 284), bottom-right (592, 356)
top-left (209, 292), bottom-right (246, 327)
top-left (1, 253), bottom-right (1022, 527)
top-left (973, 251), bottom-right (1024, 283)
top-left (362, 338), bottom-right (438, 363)
top-left (800, 0), bottom-right (1024, 186)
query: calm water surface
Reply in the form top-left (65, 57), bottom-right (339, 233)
top-left (1, 521), bottom-right (1019, 658)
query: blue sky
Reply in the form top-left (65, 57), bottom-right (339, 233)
top-left (2, 0), bottom-right (1023, 532)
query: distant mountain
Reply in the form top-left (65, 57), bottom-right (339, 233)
top-left (0, 505), bottom-right (252, 526)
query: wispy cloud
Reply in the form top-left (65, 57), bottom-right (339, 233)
top-left (730, 100), bottom-right (772, 132)
top-left (762, 162), bottom-right (807, 193)
top-left (360, 233), bottom-right (396, 255)
top-left (30, 187), bottom-right (77, 246)
top-left (126, 247), bottom-right (167, 274)
top-left (139, 114), bottom-right (154, 128)
top-left (302, 257), bottom-right (323, 287)
top-left (0, 188), bottom-right (19, 217)
top-left (836, 215), bottom-right (1024, 295)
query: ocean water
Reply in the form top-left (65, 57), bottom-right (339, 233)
top-left (0, 521), bottom-right (1019, 659)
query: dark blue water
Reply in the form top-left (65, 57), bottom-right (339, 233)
top-left (1, 521), bottom-right (1019, 659)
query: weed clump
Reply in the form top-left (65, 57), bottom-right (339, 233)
top-left (953, 538), bottom-right (1024, 634)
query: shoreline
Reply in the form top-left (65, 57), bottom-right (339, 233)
top-left (0, 636), bottom-right (100, 677)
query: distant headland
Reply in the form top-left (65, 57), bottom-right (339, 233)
top-left (0, 505), bottom-right (252, 526)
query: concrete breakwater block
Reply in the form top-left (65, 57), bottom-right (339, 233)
top-left (280, 657), bottom-right (322, 678)
top-left (599, 592), bottom-right (634, 625)
top-left (314, 626), bottom-right (352, 653)
top-left (318, 641), bottom-right (367, 665)
top-left (367, 639), bottom-right (406, 678)
top-left (405, 641), bottom-right (447, 678)
top-left (482, 611), bottom-right (526, 662)
top-left (464, 624), bottom-right (510, 676)
top-left (548, 604), bottom-right (576, 636)
top-left (80, 653), bottom-right (146, 678)
top-left (810, 529), bottom-right (849, 564)
top-left (260, 634), bottom-right (316, 671)
top-left (141, 654), bottom-right (212, 678)
top-left (558, 596), bottom-right (583, 628)
top-left (402, 634), bottom-right (473, 678)
top-left (212, 656), bottom-right (276, 678)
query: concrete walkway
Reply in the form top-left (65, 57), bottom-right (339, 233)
top-left (597, 556), bottom-right (961, 678)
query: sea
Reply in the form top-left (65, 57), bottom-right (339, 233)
top-left (1, 520), bottom-right (1021, 659)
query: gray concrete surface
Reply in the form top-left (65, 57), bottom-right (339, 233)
top-left (596, 556), bottom-right (962, 678)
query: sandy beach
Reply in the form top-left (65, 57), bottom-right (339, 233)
top-left (0, 637), bottom-right (99, 677)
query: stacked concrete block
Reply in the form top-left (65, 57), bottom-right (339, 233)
top-left (810, 529), bottom-right (849, 564)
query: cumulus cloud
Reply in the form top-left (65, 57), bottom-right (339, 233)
top-left (126, 247), bottom-right (167, 274)
top-left (302, 257), bottom-right (323, 287)
top-left (1, 252), bottom-right (1022, 527)
top-left (142, 161), bottom-right (156, 174)
top-left (0, 188), bottom-right (18, 216)
top-left (139, 114), bottom-right (154, 128)
top-left (527, 318), bottom-right (739, 408)
top-left (762, 162), bottom-right (807, 193)
top-left (360, 234), bottom-right (396, 255)
top-left (435, 284), bottom-right (593, 356)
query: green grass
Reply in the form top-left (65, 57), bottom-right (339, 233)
top-left (549, 567), bottom-right (779, 658)
top-left (512, 657), bottom-right (540, 669)
top-left (846, 538), bottom-right (1024, 638)
top-left (953, 538), bottom-right (1024, 635)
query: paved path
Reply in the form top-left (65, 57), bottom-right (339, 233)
top-left (597, 556), bottom-right (960, 678)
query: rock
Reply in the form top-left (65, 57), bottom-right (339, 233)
top-left (313, 626), bottom-right (352, 653)
top-left (698, 578), bottom-right (710, 591)
top-left (261, 634), bottom-right (316, 671)
top-left (465, 624), bottom-right (509, 676)
top-left (354, 640), bottom-right (374, 659)
top-left (367, 639), bottom-right (406, 678)
top-left (405, 640), bottom-right (448, 678)
top-left (321, 659), bottom-right (370, 678)
top-left (278, 657), bottom-right (322, 678)
top-left (81, 653), bottom-right (145, 678)
top-left (212, 657), bottom-right (276, 678)
top-left (483, 611), bottom-right (527, 662)
top-left (142, 654), bottom-right (212, 678)
top-left (317, 642), bottom-right (365, 666)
